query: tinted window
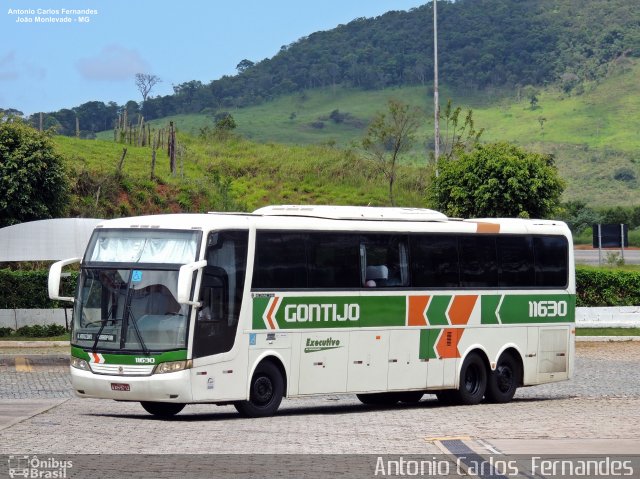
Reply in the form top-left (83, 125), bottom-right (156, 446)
top-left (410, 235), bottom-right (459, 288)
top-left (497, 236), bottom-right (535, 287)
top-left (194, 231), bottom-right (248, 358)
top-left (362, 235), bottom-right (409, 287)
top-left (534, 236), bottom-right (568, 287)
top-left (253, 233), bottom-right (307, 288)
top-left (308, 233), bottom-right (360, 288)
top-left (459, 236), bottom-right (498, 287)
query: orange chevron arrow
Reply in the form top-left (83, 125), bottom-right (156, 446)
top-left (264, 297), bottom-right (280, 330)
top-left (436, 328), bottom-right (461, 359)
top-left (447, 295), bottom-right (477, 325)
top-left (407, 295), bottom-right (430, 326)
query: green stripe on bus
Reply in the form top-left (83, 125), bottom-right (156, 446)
top-left (497, 294), bottom-right (575, 324)
top-left (252, 296), bottom-right (406, 329)
top-left (426, 296), bottom-right (451, 326)
top-left (481, 296), bottom-right (501, 325)
top-left (419, 329), bottom-right (439, 360)
top-left (252, 293), bottom-right (576, 330)
top-left (71, 346), bottom-right (187, 364)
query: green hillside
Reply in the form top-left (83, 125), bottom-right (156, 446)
top-left (36, 0), bottom-right (640, 137)
top-left (96, 60), bottom-right (640, 206)
top-left (54, 133), bottom-right (431, 219)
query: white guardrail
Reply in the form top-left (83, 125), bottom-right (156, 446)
top-left (1, 307), bottom-right (639, 330)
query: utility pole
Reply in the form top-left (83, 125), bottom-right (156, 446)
top-left (433, 0), bottom-right (440, 175)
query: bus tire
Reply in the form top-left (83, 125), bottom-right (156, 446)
top-left (356, 393), bottom-right (399, 406)
top-left (140, 401), bottom-right (185, 418)
top-left (452, 352), bottom-right (487, 405)
top-left (485, 352), bottom-right (520, 403)
top-left (235, 361), bottom-right (284, 418)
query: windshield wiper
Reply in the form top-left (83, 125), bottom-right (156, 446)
top-left (91, 318), bottom-right (120, 352)
top-left (126, 308), bottom-right (150, 356)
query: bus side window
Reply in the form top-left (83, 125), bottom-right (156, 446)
top-left (193, 231), bottom-right (248, 359)
top-left (360, 235), bottom-right (409, 288)
top-left (198, 267), bottom-right (228, 322)
top-left (409, 235), bottom-right (460, 288)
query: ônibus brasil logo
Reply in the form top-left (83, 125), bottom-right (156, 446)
top-left (304, 337), bottom-right (342, 353)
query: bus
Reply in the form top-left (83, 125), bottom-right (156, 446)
top-left (48, 205), bottom-right (575, 418)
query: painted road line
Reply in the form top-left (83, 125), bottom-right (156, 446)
top-left (14, 357), bottom-right (33, 372)
top-left (434, 437), bottom-right (512, 479)
top-left (476, 438), bottom-right (504, 455)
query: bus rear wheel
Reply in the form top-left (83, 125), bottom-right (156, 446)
top-left (485, 353), bottom-right (520, 403)
top-left (235, 361), bottom-right (284, 418)
top-left (140, 401), bottom-right (185, 418)
top-left (451, 352), bottom-right (487, 405)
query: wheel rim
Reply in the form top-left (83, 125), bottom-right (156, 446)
top-left (464, 364), bottom-right (480, 395)
top-left (496, 364), bottom-right (514, 393)
top-left (252, 375), bottom-right (274, 406)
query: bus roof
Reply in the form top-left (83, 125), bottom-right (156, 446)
top-left (92, 207), bottom-right (570, 237)
top-left (252, 205), bottom-right (448, 222)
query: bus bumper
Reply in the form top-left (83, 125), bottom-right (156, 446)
top-left (70, 367), bottom-right (193, 403)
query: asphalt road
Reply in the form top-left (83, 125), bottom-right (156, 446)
top-left (574, 248), bottom-right (640, 265)
top-left (0, 342), bottom-right (639, 478)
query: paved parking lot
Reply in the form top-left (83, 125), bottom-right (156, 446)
top-left (0, 342), bottom-right (639, 460)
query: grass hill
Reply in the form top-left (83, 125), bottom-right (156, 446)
top-left (54, 132), bottom-right (430, 219)
top-left (96, 59), bottom-right (640, 207)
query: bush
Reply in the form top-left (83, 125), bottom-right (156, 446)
top-left (15, 324), bottom-right (67, 337)
top-left (0, 327), bottom-right (13, 337)
top-left (0, 269), bottom-right (78, 309)
top-left (576, 267), bottom-right (640, 307)
top-left (432, 142), bottom-right (564, 218)
top-left (0, 121), bottom-right (69, 227)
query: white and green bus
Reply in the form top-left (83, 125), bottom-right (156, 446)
top-left (49, 205), bottom-right (575, 418)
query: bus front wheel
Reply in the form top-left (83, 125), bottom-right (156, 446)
top-left (140, 401), bottom-right (185, 418)
top-left (235, 361), bottom-right (284, 418)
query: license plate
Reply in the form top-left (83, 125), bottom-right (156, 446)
top-left (111, 383), bottom-right (130, 391)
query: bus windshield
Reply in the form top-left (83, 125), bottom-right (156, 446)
top-left (72, 229), bottom-right (201, 352)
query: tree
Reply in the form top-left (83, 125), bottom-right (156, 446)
top-left (0, 109), bottom-right (24, 122)
top-left (135, 73), bottom-right (161, 103)
top-left (0, 120), bottom-right (68, 227)
top-left (236, 59), bottom-right (254, 73)
top-left (431, 142), bottom-right (564, 219)
top-left (439, 100), bottom-right (483, 161)
top-left (362, 99), bottom-right (421, 206)
top-left (557, 201), bottom-right (600, 234)
top-left (214, 112), bottom-right (236, 132)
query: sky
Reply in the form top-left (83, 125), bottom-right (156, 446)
top-left (1, 0), bottom-right (426, 115)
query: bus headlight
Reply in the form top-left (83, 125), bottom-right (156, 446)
top-left (154, 360), bottom-right (192, 374)
top-left (70, 357), bottom-right (91, 371)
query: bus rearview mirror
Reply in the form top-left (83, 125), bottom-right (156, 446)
top-left (177, 260), bottom-right (207, 305)
top-left (48, 257), bottom-right (81, 302)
